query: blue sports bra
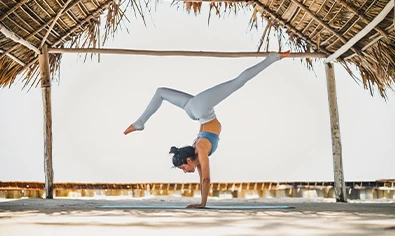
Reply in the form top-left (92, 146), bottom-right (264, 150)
top-left (197, 132), bottom-right (220, 156)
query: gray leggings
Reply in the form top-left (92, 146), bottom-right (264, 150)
top-left (132, 53), bottom-right (281, 130)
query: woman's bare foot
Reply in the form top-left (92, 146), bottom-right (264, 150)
top-left (280, 50), bottom-right (291, 59)
top-left (124, 124), bottom-right (142, 135)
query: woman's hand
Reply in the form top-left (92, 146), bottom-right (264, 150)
top-left (186, 203), bottom-right (206, 209)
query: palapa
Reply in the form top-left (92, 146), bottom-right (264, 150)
top-left (0, 0), bottom-right (394, 96)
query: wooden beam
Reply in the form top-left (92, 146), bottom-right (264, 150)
top-left (289, 0), bottom-right (344, 43)
top-left (0, 23), bottom-right (40, 54)
top-left (182, 0), bottom-right (247, 2)
top-left (0, 0), bottom-right (30, 21)
top-left (0, 0), bottom-right (84, 61)
top-left (38, 45), bottom-right (54, 199)
top-left (0, 49), bottom-right (25, 66)
top-left (336, 0), bottom-right (389, 39)
top-left (176, 0), bottom-right (330, 56)
top-left (40, 0), bottom-right (74, 49)
top-left (182, 0), bottom-right (391, 42)
top-left (2, 0), bottom-right (110, 74)
top-left (48, 48), bottom-right (327, 58)
top-left (325, 0), bottom-right (394, 63)
top-left (325, 62), bottom-right (347, 203)
top-left (251, 0), bottom-right (332, 55)
top-left (289, 0), bottom-right (354, 49)
top-left (52, 0), bottom-right (127, 47)
top-left (301, 1), bottom-right (327, 35)
top-left (4, 13), bottom-right (45, 44)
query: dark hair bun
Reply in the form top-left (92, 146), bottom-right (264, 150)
top-left (169, 146), bottom-right (179, 154)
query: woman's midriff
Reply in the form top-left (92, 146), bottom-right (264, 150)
top-left (200, 118), bottom-right (221, 135)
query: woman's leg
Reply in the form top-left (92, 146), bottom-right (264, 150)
top-left (188, 52), bottom-right (289, 118)
top-left (124, 87), bottom-right (193, 134)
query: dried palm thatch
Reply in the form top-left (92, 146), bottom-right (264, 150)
top-left (0, 0), bottom-right (394, 97)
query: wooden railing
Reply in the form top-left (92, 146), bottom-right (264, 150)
top-left (0, 180), bottom-right (394, 199)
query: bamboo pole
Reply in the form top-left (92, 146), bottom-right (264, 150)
top-left (39, 45), bottom-right (54, 199)
top-left (48, 48), bottom-right (327, 58)
top-left (325, 62), bottom-right (347, 202)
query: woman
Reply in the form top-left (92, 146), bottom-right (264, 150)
top-left (124, 50), bottom-right (290, 208)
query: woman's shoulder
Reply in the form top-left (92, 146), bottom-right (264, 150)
top-left (195, 138), bottom-right (211, 153)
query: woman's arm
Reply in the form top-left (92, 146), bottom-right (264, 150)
top-left (197, 165), bottom-right (203, 198)
top-left (198, 152), bottom-right (210, 207)
top-left (186, 142), bottom-right (210, 208)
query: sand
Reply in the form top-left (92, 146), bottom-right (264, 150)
top-left (1, 196), bottom-right (395, 236)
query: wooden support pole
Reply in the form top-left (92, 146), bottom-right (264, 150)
top-left (325, 63), bottom-right (347, 203)
top-left (39, 45), bottom-right (54, 199)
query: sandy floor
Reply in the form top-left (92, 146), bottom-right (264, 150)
top-left (1, 197), bottom-right (395, 236)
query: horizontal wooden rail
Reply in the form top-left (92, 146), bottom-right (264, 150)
top-left (1, 181), bottom-right (393, 199)
top-left (0, 181), bottom-right (393, 191)
top-left (48, 48), bottom-right (328, 58)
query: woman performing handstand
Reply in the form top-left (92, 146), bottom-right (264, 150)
top-left (124, 50), bottom-right (291, 208)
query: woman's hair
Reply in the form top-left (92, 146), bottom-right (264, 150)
top-left (169, 146), bottom-right (197, 167)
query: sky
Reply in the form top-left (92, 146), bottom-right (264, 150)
top-left (0, 2), bottom-right (394, 183)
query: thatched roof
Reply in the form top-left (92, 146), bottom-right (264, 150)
top-left (0, 0), bottom-right (394, 97)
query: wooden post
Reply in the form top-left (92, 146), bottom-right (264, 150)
top-left (325, 63), bottom-right (347, 202)
top-left (39, 45), bottom-right (54, 199)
